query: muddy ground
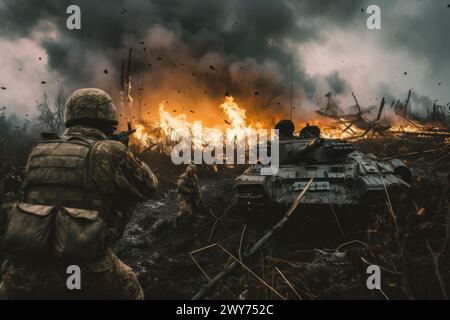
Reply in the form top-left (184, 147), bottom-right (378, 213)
top-left (116, 136), bottom-right (450, 300)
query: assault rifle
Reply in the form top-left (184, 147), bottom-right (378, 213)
top-left (113, 122), bottom-right (136, 146)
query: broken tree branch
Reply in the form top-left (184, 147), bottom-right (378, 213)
top-left (238, 224), bottom-right (247, 262)
top-left (208, 201), bottom-right (237, 243)
top-left (383, 148), bottom-right (446, 161)
top-left (335, 240), bottom-right (368, 252)
top-left (275, 267), bottom-right (303, 300)
top-left (425, 237), bottom-right (448, 300)
top-left (328, 197), bottom-right (346, 240)
top-left (190, 243), bottom-right (286, 300)
top-left (192, 178), bottom-right (314, 300)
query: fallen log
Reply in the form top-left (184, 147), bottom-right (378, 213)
top-left (191, 178), bottom-right (314, 300)
top-left (395, 131), bottom-right (450, 138)
top-left (383, 148), bottom-right (441, 161)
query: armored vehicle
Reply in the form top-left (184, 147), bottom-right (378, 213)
top-left (234, 120), bottom-right (411, 224)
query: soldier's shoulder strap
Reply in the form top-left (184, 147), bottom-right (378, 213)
top-left (64, 132), bottom-right (100, 145)
top-left (37, 131), bottom-right (98, 146)
top-left (40, 132), bottom-right (60, 140)
top-left (27, 132), bottom-right (102, 192)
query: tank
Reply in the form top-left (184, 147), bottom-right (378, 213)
top-left (234, 120), bottom-right (411, 221)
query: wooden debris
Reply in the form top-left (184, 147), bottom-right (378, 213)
top-left (191, 178), bottom-right (314, 300)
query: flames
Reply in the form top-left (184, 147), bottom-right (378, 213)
top-left (132, 98), bottom-right (376, 149)
top-left (132, 96), bottom-right (263, 150)
top-left (158, 103), bottom-right (192, 140)
top-left (132, 95), bottom-right (352, 150)
top-left (131, 95), bottom-right (448, 150)
top-left (220, 96), bottom-right (262, 131)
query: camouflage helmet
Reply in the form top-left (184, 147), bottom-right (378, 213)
top-left (186, 164), bottom-right (198, 174)
top-left (64, 88), bottom-right (118, 127)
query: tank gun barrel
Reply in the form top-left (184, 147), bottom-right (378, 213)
top-left (292, 138), bottom-right (324, 162)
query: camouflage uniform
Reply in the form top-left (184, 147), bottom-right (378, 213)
top-left (175, 165), bottom-right (202, 222)
top-left (0, 88), bottom-right (158, 299)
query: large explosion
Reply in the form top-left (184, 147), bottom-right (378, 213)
top-left (132, 96), bottom-right (268, 150)
top-left (128, 91), bottom-right (448, 151)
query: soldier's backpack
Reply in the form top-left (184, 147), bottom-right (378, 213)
top-left (0, 203), bottom-right (106, 261)
top-left (0, 133), bottom-right (108, 261)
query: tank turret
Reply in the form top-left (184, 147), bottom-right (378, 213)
top-left (280, 137), bottom-right (355, 165)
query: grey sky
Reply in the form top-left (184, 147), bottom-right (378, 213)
top-left (0, 0), bottom-right (449, 120)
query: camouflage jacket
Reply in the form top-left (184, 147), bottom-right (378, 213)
top-left (177, 173), bottom-right (200, 199)
top-left (23, 125), bottom-right (158, 242)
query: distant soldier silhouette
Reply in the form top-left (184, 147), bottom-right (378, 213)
top-left (174, 164), bottom-right (203, 227)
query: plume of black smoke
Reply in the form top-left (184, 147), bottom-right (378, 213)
top-left (0, 0), bottom-right (372, 124)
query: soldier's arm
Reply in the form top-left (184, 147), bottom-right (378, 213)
top-left (92, 141), bottom-right (158, 201)
top-left (121, 150), bottom-right (158, 200)
top-left (177, 177), bottom-right (192, 194)
top-left (193, 176), bottom-right (202, 197)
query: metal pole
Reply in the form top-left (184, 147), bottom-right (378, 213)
top-left (290, 55), bottom-right (294, 121)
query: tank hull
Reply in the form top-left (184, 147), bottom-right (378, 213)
top-left (234, 137), bottom-right (411, 228)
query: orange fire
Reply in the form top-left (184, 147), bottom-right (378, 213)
top-left (133, 96), bottom-right (265, 150)
top-left (131, 96), bottom-right (446, 149)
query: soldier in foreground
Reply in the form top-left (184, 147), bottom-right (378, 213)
top-left (173, 164), bottom-right (203, 227)
top-left (0, 88), bottom-right (158, 299)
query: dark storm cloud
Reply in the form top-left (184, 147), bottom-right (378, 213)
top-left (326, 71), bottom-right (348, 95)
top-left (0, 0), bottom-right (368, 105)
top-left (378, 0), bottom-right (450, 76)
top-left (293, 1), bottom-right (366, 25)
top-left (0, 1), bottom-right (62, 38)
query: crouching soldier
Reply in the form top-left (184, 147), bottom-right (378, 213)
top-left (0, 88), bottom-right (158, 299)
top-left (173, 164), bottom-right (204, 227)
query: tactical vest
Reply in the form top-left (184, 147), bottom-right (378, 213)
top-left (0, 133), bottom-right (109, 260)
top-left (22, 134), bottom-right (106, 212)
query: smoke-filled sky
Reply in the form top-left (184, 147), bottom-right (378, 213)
top-left (0, 0), bottom-right (449, 124)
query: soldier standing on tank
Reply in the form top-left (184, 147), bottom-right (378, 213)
top-left (173, 164), bottom-right (204, 227)
top-left (0, 88), bottom-right (158, 299)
